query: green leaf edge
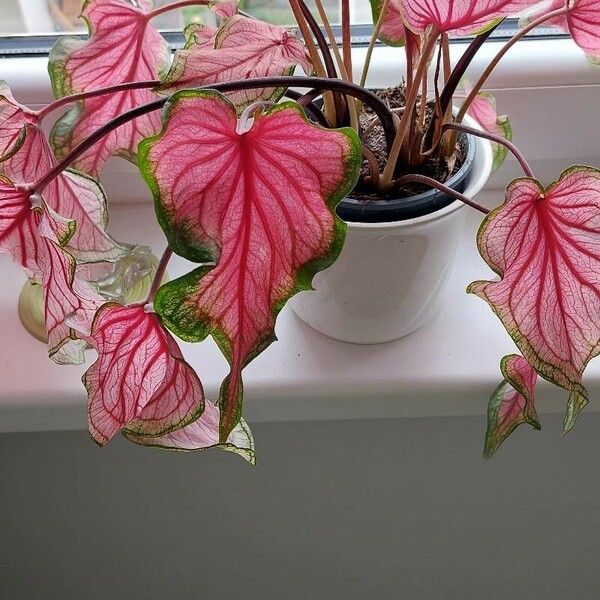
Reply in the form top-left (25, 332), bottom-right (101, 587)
top-left (368, 0), bottom-right (406, 48)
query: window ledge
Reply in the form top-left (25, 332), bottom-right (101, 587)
top-left (1, 193), bottom-right (599, 434)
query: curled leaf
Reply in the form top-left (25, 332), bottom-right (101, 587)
top-left (48, 0), bottom-right (169, 174)
top-left (209, 0), bottom-right (238, 19)
top-left (139, 90), bottom-right (361, 441)
top-left (0, 82), bottom-right (37, 160)
top-left (159, 15), bottom-right (312, 111)
top-left (124, 404), bottom-right (255, 465)
top-left (369, 0), bottom-right (407, 46)
top-left (484, 354), bottom-right (540, 458)
top-left (469, 166), bottom-right (600, 432)
top-left (83, 303), bottom-right (205, 446)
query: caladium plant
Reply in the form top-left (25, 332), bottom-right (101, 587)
top-left (0, 0), bottom-right (598, 460)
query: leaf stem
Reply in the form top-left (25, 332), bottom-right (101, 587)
top-left (381, 29), bottom-right (439, 189)
top-left (36, 79), bottom-right (161, 121)
top-left (144, 247), bottom-right (173, 306)
top-left (442, 123), bottom-right (535, 178)
top-left (341, 0), bottom-right (353, 82)
top-left (29, 76), bottom-right (397, 194)
top-left (359, 0), bottom-right (389, 88)
top-left (455, 6), bottom-right (571, 124)
top-left (147, 0), bottom-right (209, 20)
top-left (394, 174), bottom-right (490, 214)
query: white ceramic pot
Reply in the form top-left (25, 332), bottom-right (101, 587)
top-left (290, 130), bottom-right (494, 344)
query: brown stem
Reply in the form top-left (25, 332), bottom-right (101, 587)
top-left (442, 123), bottom-right (535, 178)
top-left (284, 89), bottom-right (329, 126)
top-left (341, 0), bottom-right (353, 82)
top-left (143, 248), bottom-right (173, 305)
top-left (394, 174), bottom-right (490, 214)
top-left (147, 0), bottom-right (208, 20)
top-left (381, 29), bottom-right (439, 189)
top-left (36, 79), bottom-right (161, 121)
top-left (29, 76), bottom-right (397, 193)
top-left (423, 23), bottom-right (500, 153)
top-left (455, 6), bottom-right (571, 125)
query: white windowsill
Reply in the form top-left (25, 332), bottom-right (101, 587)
top-left (0, 37), bottom-right (599, 433)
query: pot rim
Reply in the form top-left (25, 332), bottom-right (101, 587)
top-left (341, 116), bottom-right (494, 231)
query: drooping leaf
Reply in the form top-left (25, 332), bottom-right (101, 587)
top-left (0, 102), bottom-right (128, 264)
top-left (400, 0), bottom-right (539, 35)
top-left (484, 354), bottom-right (540, 458)
top-left (139, 90), bottom-right (361, 440)
top-left (369, 0), bottom-right (407, 46)
top-left (36, 214), bottom-right (105, 364)
top-left (0, 82), bottom-right (37, 160)
top-left (523, 0), bottom-right (600, 62)
top-left (83, 303), bottom-right (205, 446)
top-left (124, 402), bottom-right (256, 465)
top-left (48, 0), bottom-right (169, 175)
top-left (469, 166), bottom-right (600, 432)
top-left (455, 80), bottom-right (512, 171)
top-left (159, 15), bottom-right (312, 111)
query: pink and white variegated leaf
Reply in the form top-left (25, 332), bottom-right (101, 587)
top-left (124, 400), bottom-right (255, 465)
top-left (159, 15), bottom-right (312, 111)
top-left (400, 0), bottom-right (539, 35)
top-left (369, 0), bottom-right (407, 46)
top-left (209, 0), bottom-right (238, 19)
top-left (523, 0), bottom-right (600, 62)
top-left (48, 0), bottom-right (169, 175)
top-left (37, 217), bottom-right (105, 365)
top-left (83, 303), bottom-right (205, 446)
top-left (456, 80), bottom-right (512, 171)
top-left (469, 166), bottom-right (600, 433)
top-left (0, 82), bottom-right (37, 161)
top-left (0, 103), bottom-right (129, 264)
top-left (139, 90), bottom-right (361, 441)
top-left (484, 354), bottom-right (540, 458)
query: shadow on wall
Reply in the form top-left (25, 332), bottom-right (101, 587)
top-left (1, 414), bottom-right (600, 600)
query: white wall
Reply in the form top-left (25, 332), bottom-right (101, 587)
top-left (2, 414), bottom-right (600, 599)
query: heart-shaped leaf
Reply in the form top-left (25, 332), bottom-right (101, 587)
top-left (139, 90), bottom-right (361, 440)
top-left (524, 0), bottom-right (600, 62)
top-left (369, 0), bottom-right (407, 46)
top-left (400, 0), bottom-right (538, 35)
top-left (159, 15), bottom-right (312, 111)
top-left (83, 303), bottom-right (205, 446)
top-left (456, 80), bottom-right (512, 171)
top-left (484, 354), bottom-right (540, 458)
top-left (124, 402), bottom-right (256, 465)
top-left (469, 166), bottom-right (600, 432)
top-left (48, 0), bottom-right (169, 175)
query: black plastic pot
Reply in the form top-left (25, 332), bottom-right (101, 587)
top-left (336, 131), bottom-right (477, 224)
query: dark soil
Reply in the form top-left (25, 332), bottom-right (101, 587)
top-left (352, 85), bottom-right (466, 203)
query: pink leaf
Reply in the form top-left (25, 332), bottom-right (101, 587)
top-left (83, 303), bottom-right (205, 446)
top-left (139, 90), bottom-right (361, 440)
top-left (455, 81), bottom-right (512, 171)
top-left (524, 0), bottom-right (600, 62)
top-left (400, 0), bottom-right (539, 35)
top-left (160, 15), bottom-right (312, 110)
top-left (48, 0), bottom-right (169, 175)
top-left (469, 166), bottom-right (600, 433)
top-left (484, 354), bottom-right (540, 458)
top-left (0, 83), bottom-right (37, 161)
top-left (124, 402), bottom-right (255, 464)
top-left (369, 0), bottom-right (407, 46)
